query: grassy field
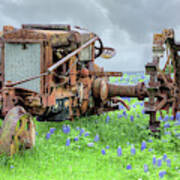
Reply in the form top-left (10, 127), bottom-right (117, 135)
top-left (0, 72), bottom-right (180, 180)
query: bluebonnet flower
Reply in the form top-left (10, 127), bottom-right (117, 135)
top-left (123, 111), bottom-right (127, 116)
top-left (170, 116), bottom-right (174, 120)
top-left (141, 141), bottom-right (146, 151)
top-left (46, 132), bottom-right (51, 140)
top-left (74, 137), bottom-right (79, 141)
top-left (158, 116), bottom-right (163, 121)
top-left (142, 109), bottom-right (145, 114)
top-left (163, 154), bottom-right (167, 161)
top-left (87, 142), bottom-right (94, 147)
top-left (10, 165), bottom-right (14, 169)
top-left (66, 138), bottom-right (70, 146)
top-left (164, 131), bottom-right (171, 135)
top-left (131, 144), bottom-right (136, 155)
top-left (144, 164), bottom-right (148, 172)
top-left (118, 114), bottom-right (123, 119)
top-left (163, 115), bottom-right (169, 122)
top-left (157, 159), bottom-right (162, 167)
top-left (36, 132), bottom-right (38, 136)
top-left (141, 75), bottom-right (145, 79)
top-left (84, 132), bottom-right (89, 137)
top-left (101, 149), bottom-right (106, 155)
top-left (140, 102), bottom-right (144, 106)
top-left (148, 148), bottom-right (153, 152)
top-left (76, 127), bottom-right (80, 131)
top-left (130, 115), bottom-right (134, 122)
top-left (133, 104), bottom-right (136, 108)
top-left (164, 123), bottom-right (170, 129)
top-left (152, 156), bottom-right (156, 165)
top-left (126, 164), bottom-right (132, 170)
top-left (117, 146), bottom-right (122, 156)
top-left (106, 115), bottom-right (110, 123)
top-left (174, 122), bottom-right (180, 126)
top-left (159, 171), bottom-right (166, 178)
top-left (118, 104), bottom-right (124, 110)
top-left (148, 139), bottom-right (153, 143)
top-left (49, 127), bottom-right (56, 134)
top-left (106, 145), bottom-right (110, 149)
top-left (94, 134), bottom-right (99, 142)
top-left (167, 159), bottom-right (171, 167)
top-left (62, 125), bottom-right (70, 134)
top-left (79, 128), bottom-right (85, 136)
top-left (176, 112), bottom-right (180, 120)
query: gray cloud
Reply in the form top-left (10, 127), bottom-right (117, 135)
top-left (0, 0), bottom-right (179, 72)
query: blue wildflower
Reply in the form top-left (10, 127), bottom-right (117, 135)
top-left (153, 156), bottom-right (156, 165)
top-left (10, 165), bottom-right (14, 169)
top-left (174, 122), bottom-right (180, 126)
top-left (123, 111), bottom-right (127, 116)
top-left (76, 127), bottom-right (80, 131)
top-left (62, 125), bottom-right (70, 134)
top-left (164, 123), bottom-right (170, 129)
top-left (133, 104), bottom-right (136, 108)
top-left (164, 131), bottom-right (171, 135)
top-left (142, 109), bottom-right (145, 114)
top-left (167, 159), bottom-right (171, 167)
top-left (66, 138), bottom-right (70, 146)
top-left (84, 132), bottom-right (89, 137)
top-left (130, 115), bottom-right (134, 122)
top-left (148, 148), bottom-right (153, 152)
top-left (131, 144), bottom-right (136, 155)
top-left (144, 164), bottom-right (148, 172)
top-left (118, 114), bottom-right (123, 118)
top-left (106, 145), bottom-right (110, 149)
top-left (49, 127), bottom-right (56, 134)
top-left (46, 132), bottom-right (51, 140)
top-left (157, 159), bottom-right (162, 167)
top-left (87, 142), bottom-right (94, 147)
top-left (158, 116), bottom-right (163, 121)
top-left (36, 132), bottom-right (38, 136)
top-left (79, 128), bottom-right (85, 136)
top-left (106, 115), bottom-right (110, 123)
top-left (163, 115), bottom-right (169, 122)
top-left (94, 134), bottom-right (99, 142)
top-left (141, 141), bottom-right (146, 151)
top-left (126, 164), bottom-right (132, 170)
top-left (148, 139), bottom-right (153, 143)
top-left (74, 137), bottom-right (79, 141)
top-left (101, 149), bottom-right (106, 155)
top-left (159, 171), bottom-right (166, 178)
top-left (117, 146), bottom-right (122, 156)
top-left (163, 154), bottom-right (167, 161)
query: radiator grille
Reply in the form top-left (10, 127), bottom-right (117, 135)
top-left (5, 43), bottom-right (41, 92)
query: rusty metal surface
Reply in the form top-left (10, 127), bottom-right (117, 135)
top-left (0, 106), bottom-right (35, 155)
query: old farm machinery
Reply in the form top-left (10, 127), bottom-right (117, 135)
top-left (0, 24), bottom-right (178, 155)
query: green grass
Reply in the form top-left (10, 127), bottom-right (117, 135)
top-left (0, 73), bottom-right (179, 180)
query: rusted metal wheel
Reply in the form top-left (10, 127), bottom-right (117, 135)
top-left (0, 106), bottom-right (35, 156)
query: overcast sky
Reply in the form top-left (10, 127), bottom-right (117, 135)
top-left (0, 0), bottom-right (180, 72)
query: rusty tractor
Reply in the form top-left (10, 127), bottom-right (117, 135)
top-left (0, 24), bottom-right (178, 155)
